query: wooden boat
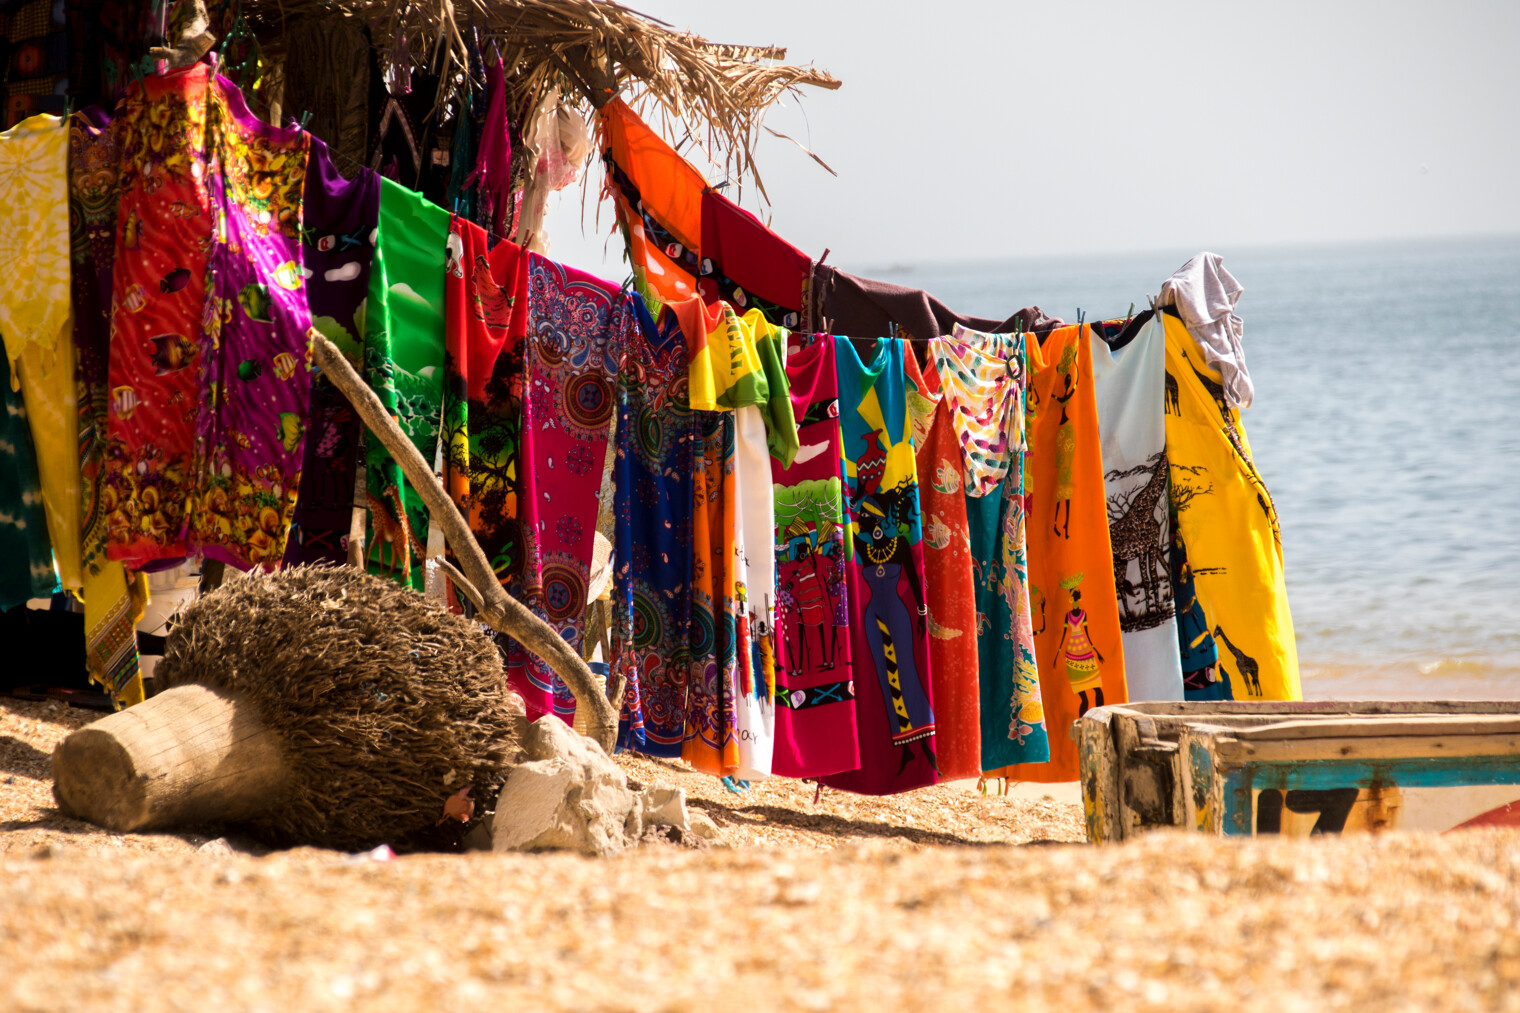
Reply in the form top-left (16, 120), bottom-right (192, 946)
top-left (1073, 701), bottom-right (1520, 843)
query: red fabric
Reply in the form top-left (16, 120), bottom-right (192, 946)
top-left (698, 189), bottom-right (810, 315)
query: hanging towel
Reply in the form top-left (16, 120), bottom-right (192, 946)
top-left (1156, 252), bottom-right (1253, 409)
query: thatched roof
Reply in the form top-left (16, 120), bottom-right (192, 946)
top-left (244, 0), bottom-right (840, 191)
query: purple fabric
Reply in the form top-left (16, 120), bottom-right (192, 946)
top-left (189, 75), bottom-right (314, 571)
top-left (283, 138), bottom-right (382, 567)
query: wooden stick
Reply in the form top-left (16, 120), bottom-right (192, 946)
top-left (309, 332), bottom-right (619, 752)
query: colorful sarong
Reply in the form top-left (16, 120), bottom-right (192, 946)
top-left (363, 175), bottom-right (449, 589)
top-left (934, 325), bottom-right (1049, 772)
top-left (1163, 313), bottom-right (1300, 700)
top-left (284, 137), bottom-right (380, 567)
top-left (771, 335), bottom-right (858, 779)
top-left (820, 336), bottom-right (940, 796)
top-left (0, 113), bottom-right (81, 589)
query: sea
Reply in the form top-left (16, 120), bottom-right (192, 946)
top-left (874, 234), bottom-right (1520, 701)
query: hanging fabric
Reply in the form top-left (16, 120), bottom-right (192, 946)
top-left (1162, 312), bottom-right (1299, 700)
top-left (771, 335), bottom-right (858, 779)
top-left (363, 174), bottom-right (449, 589)
top-left (465, 53), bottom-right (513, 239)
top-left (191, 73), bottom-right (312, 570)
top-left (611, 299), bottom-right (695, 756)
top-left (682, 406), bottom-right (739, 775)
top-left (70, 105), bottom-right (147, 708)
top-left (0, 113), bottom-right (83, 589)
top-left (0, 351), bottom-right (58, 610)
top-left (820, 336), bottom-right (940, 796)
top-left (512, 254), bottom-right (634, 721)
top-left (991, 324), bottom-right (1129, 783)
top-left (909, 352), bottom-right (983, 780)
top-left (807, 263), bottom-right (1026, 343)
top-left (934, 324), bottom-right (1050, 772)
top-left (1090, 314), bottom-right (1185, 700)
top-left (283, 137), bottom-right (381, 568)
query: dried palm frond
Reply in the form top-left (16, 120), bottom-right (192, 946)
top-left (243, 0), bottom-right (840, 195)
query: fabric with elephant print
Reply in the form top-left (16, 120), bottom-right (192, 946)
top-left (770, 335), bottom-right (859, 779)
top-left (933, 325), bottom-right (1050, 773)
top-left (612, 298), bottom-right (695, 756)
top-left (988, 326), bottom-right (1128, 784)
top-left (283, 137), bottom-right (380, 568)
top-left (819, 336), bottom-right (942, 797)
top-left (1090, 314), bottom-right (1184, 701)
top-left (514, 253), bottom-right (634, 723)
top-left (1162, 313), bottom-right (1300, 701)
top-left (363, 175), bottom-right (449, 591)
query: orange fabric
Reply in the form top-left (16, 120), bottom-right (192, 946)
top-left (989, 325), bottom-right (1128, 782)
top-left (599, 98), bottom-right (705, 308)
top-left (915, 367), bottom-right (982, 782)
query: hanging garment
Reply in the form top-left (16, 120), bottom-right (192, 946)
top-left (70, 105), bottom-right (146, 708)
top-left (673, 300), bottom-right (797, 775)
top-left (279, 10), bottom-right (372, 169)
top-left (682, 407), bottom-right (740, 776)
top-left (2, 0), bottom-right (69, 128)
top-left (0, 352), bottom-right (58, 609)
top-left (0, 113), bottom-right (81, 590)
top-left (1163, 313), bottom-right (1299, 700)
top-left (440, 216), bottom-right (530, 599)
top-left (910, 361), bottom-right (982, 781)
top-left (104, 64), bottom-right (215, 570)
top-left (191, 75), bottom-right (312, 571)
top-left (771, 335), bottom-right (858, 779)
top-left (697, 189), bottom-right (809, 328)
top-left (1090, 315), bottom-right (1185, 701)
top-left (283, 138), bottom-right (381, 568)
top-left (1157, 253), bottom-right (1252, 408)
top-left (465, 54), bottom-right (513, 239)
top-left (363, 175), bottom-right (449, 589)
top-left (612, 300), bottom-right (695, 756)
top-left (598, 97), bottom-right (705, 313)
top-left (808, 263), bottom-right (1026, 343)
top-left (820, 336), bottom-right (940, 796)
top-left (727, 308), bottom-right (797, 779)
top-left (513, 254), bottom-right (634, 721)
top-left (992, 325), bottom-right (1129, 783)
top-left (933, 325), bottom-right (1050, 772)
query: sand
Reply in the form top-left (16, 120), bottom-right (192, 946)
top-left (3, 696), bottom-right (1517, 1012)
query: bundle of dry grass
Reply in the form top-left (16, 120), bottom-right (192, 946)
top-left (146, 565), bottom-right (523, 851)
top-left (243, 0), bottom-right (840, 195)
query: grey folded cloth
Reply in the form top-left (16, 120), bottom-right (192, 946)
top-left (1156, 253), bottom-right (1253, 408)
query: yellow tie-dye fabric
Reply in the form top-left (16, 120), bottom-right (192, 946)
top-left (0, 114), bottom-right (81, 589)
top-left (1163, 314), bottom-right (1300, 700)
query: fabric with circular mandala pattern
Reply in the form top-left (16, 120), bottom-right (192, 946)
top-left (510, 253), bottom-right (633, 722)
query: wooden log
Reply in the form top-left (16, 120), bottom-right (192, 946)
top-left (308, 331), bottom-right (620, 752)
top-left (53, 684), bottom-right (289, 833)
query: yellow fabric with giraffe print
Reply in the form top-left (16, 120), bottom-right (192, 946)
top-left (1163, 313), bottom-right (1300, 700)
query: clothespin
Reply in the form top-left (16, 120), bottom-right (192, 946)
top-left (299, 109), bottom-right (313, 129)
top-left (63, 96), bottom-right (74, 118)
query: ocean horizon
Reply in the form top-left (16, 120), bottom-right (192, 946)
top-left (863, 234), bottom-right (1520, 701)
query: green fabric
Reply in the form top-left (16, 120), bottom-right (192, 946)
top-left (0, 352), bottom-right (59, 608)
top-left (362, 178), bottom-right (449, 590)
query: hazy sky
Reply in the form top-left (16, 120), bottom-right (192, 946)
top-left (545, 1), bottom-right (1520, 273)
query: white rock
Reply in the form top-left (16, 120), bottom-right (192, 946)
top-left (640, 784), bottom-right (690, 834)
top-left (491, 716), bottom-right (638, 857)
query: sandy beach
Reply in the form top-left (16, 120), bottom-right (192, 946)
top-left (5, 697), bottom-right (1517, 1012)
